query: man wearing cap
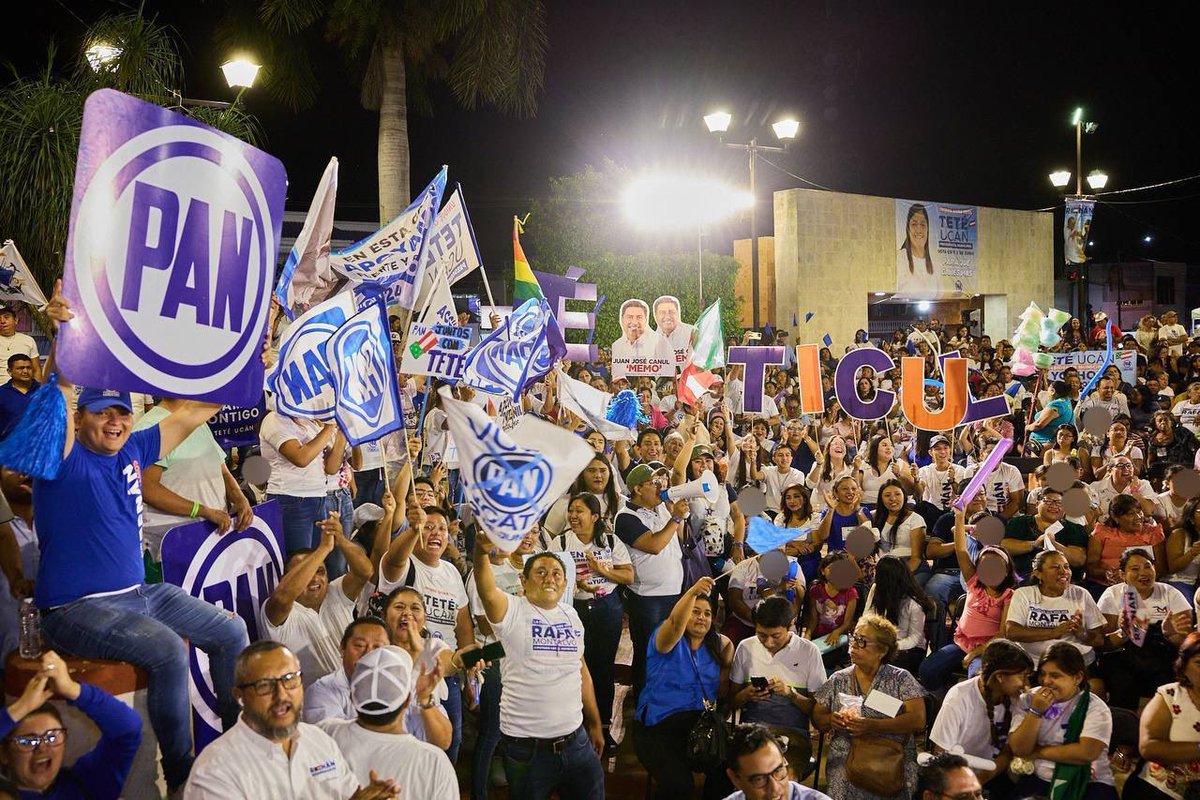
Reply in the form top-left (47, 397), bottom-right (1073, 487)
top-left (0, 354), bottom-right (37, 439)
top-left (318, 645), bottom-right (458, 800)
top-left (916, 435), bottom-right (962, 523)
top-left (0, 304), bottom-right (40, 384)
top-left (185, 641), bottom-right (400, 799)
top-left (615, 462), bottom-right (690, 697)
top-left (473, 542), bottom-right (605, 798)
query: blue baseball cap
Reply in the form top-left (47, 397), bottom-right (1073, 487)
top-left (77, 387), bottom-right (133, 413)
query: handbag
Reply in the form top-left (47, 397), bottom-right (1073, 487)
top-left (845, 733), bottom-right (905, 796)
top-left (684, 648), bottom-right (729, 771)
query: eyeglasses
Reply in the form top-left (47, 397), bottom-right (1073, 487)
top-left (742, 762), bottom-right (789, 789)
top-left (849, 634), bottom-right (878, 649)
top-left (1040, 497), bottom-right (1063, 507)
top-left (9, 728), bottom-right (67, 750)
top-left (237, 671), bottom-right (303, 696)
top-left (1115, 463), bottom-right (1135, 470)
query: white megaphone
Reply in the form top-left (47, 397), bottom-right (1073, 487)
top-left (662, 469), bottom-right (722, 504)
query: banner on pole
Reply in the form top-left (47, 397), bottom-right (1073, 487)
top-left (275, 157), bottom-right (339, 319)
top-left (399, 321), bottom-right (473, 382)
top-left (161, 501), bottom-right (285, 750)
top-left (57, 89), bottom-right (285, 405)
top-left (1048, 348), bottom-right (1135, 387)
top-left (1064, 198), bottom-right (1095, 266)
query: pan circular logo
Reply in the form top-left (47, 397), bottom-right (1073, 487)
top-left (471, 451), bottom-right (552, 514)
top-left (74, 123), bottom-right (274, 393)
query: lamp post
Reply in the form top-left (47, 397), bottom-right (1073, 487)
top-left (85, 41), bottom-right (261, 109)
top-left (704, 112), bottom-right (799, 329)
top-left (1049, 107), bottom-right (1107, 319)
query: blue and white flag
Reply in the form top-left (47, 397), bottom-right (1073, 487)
top-left (440, 387), bottom-right (593, 554)
top-left (0, 240), bottom-right (50, 308)
top-left (461, 298), bottom-right (566, 401)
top-left (275, 157), bottom-right (339, 320)
top-left (323, 299), bottom-right (403, 445)
top-left (330, 167), bottom-right (447, 309)
top-left (263, 291), bottom-right (358, 419)
top-left (553, 366), bottom-right (635, 442)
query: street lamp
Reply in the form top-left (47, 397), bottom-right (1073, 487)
top-left (1086, 170), bottom-right (1109, 191)
top-left (623, 173), bottom-right (753, 307)
top-left (704, 110), bottom-right (800, 329)
top-left (222, 57), bottom-right (261, 106)
top-left (1048, 107), bottom-right (1107, 318)
top-left (85, 42), bottom-right (122, 72)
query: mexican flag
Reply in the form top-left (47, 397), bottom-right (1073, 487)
top-left (690, 299), bottom-right (725, 370)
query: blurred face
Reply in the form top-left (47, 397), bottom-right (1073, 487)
top-left (654, 300), bottom-right (680, 334)
top-left (340, 623), bottom-right (390, 677)
top-left (522, 554), bottom-right (568, 607)
top-left (621, 304), bottom-right (647, 340)
top-left (75, 405), bottom-right (133, 456)
top-left (567, 498), bottom-right (599, 536)
top-left (236, 648), bottom-right (303, 742)
top-left (385, 590), bottom-right (426, 645)
top-left (880, 485), bottom-right (905, 512)
top-left (1038, 659), bottom-right (1084, 701)
top-left (1, 712), bottom-right (67, 792)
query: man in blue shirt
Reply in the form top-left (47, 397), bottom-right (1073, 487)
top-left (13, 283), bottom-right (250, 793)
top-left (0, 354), bottom-right (37, 439)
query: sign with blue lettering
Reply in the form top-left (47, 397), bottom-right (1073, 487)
top-left (324, 299), bottom-right (403, 445)
top-left (161, 501), bottom-right (284, 750)
top-left (264, 291), bottom-right (358, 419)
top-left (399, 321), bottom-right (471, 383)
top-left (58, 90), bottom-right (285, 405)
top-left (207, 395), bottom-right (268, 449)
top-left (894, 198), bottom-right (978, 300)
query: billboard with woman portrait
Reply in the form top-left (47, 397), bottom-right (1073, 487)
top-left (895, 199), bottom-right (978, 299)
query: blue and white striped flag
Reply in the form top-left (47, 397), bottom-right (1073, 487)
top-left (440, 387), bottom-right (593, 554)
top-left (330, 167), bottom-right (447, 309)
top-left (323, 299), bottom-right (403, 446)
top-left (461, 298), bottom-right (565, 401)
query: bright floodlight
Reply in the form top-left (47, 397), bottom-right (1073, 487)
top-left (1144, 235), bottom-right (1153, 243)
top-left (772, 118), bottom-right (800, 140)
top-left (704, 111), bottom-right (732, 134)
top-left (623, 174), bottom-right (753, 230)
top-left (1072, 107), bottom-right (1083, 126)
top-left (85, 42), bottom-right (122, 72)
top-left (1087, 170), bottom-right (1108, 190)
top-left (1049, 170), bottom-right (1072, 188)
top-left (221, 58), bottom-right (261, 89)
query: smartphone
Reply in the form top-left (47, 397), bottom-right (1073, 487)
top-left (747, 332), bottom-right (762, 341)
top-left (750, 676), bottom-right (769, 689)
top-left (461, 641), bottom-right (506, 671)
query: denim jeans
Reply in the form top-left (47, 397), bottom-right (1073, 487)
top-left (575, 591), bottom-right (623, 729)
top-left (267, 493), bottom-right (327, 556)
top-left (353, 467), bottom-right (386, 508)
top-left (919, 642), bottom-right (981, 691)
top-left (625, 592), bottom-right (680, 700)
top-left (323, 487), bottom-right (353, 579)
top-left (925, 570), bottom-right (966, 608)
top-left (42, 583), bottom-right (250, 789)
top-left (503, 726), bottom-right (605, 800)
top-left (470, 661), bottom-right (503, 800)
top-left (444, 672), bottom-right (463, 763)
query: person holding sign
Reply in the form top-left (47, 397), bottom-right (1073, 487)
top-left (25, 281), bottom-right (250, 794)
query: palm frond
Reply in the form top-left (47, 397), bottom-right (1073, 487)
top-left (186, 104), bottom-right (264, 146)
top-left (73, 11), bottom-right (183, 103)
top-left (258, 0), bottom-right (326, 34)
top-left (447, 0), bottom-right (545, 117)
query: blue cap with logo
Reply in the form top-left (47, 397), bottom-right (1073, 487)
top-left (77, 387), bottom-right (133, 413)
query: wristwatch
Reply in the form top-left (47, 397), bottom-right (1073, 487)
top-left (418, 696), bottom-right (438, 710)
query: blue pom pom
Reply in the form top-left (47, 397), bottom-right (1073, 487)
top-left (0, 372), bottom-right (68, 479)
top-left (605, 389), bottom-right (646, 429)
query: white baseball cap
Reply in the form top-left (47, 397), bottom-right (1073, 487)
top-left (350, 646), bottom-right (413, 715)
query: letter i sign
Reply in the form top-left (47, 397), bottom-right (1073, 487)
top-left (58, 89), bottom-right (287, 406)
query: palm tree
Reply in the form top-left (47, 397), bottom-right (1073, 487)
top-left (0, 11), bottom-right (261, 304)
top-left (217, 0), bottom-right (547, 223)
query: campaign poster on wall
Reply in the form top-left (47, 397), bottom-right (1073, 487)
top-left (610, 298), bottom-right (673, 379)
top-left (894, 199), bottom-right (978, 300)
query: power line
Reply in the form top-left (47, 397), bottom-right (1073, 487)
top-left (757, 154), bottom-right (838, 192)
top-left (1095, 173), bottom-right (1200, 196)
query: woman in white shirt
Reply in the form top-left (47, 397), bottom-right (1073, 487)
top-left (727, 434), bottom-right (768, 491)
top-left (260, 410), bottom-right (340, 555)
top-left (930, 638), bottom-right (1034, 798)
top-left (761, 444), bottom-right (805, 514)
top-left (1126, 631), bottom-right (1200, 800)
top-left (540, 453), bottom-right (621, 541)
top-left (862, 555), bottom-right (934, 674)
top-left (1009, 643), bottom-right (1117, 800)
top-left (857, 434), bottom-right (916, 508)
top-left (807, 435), bottom-right (853, 512)
top-left (869, 480), bottom-right (926, 575)
top-left (1001, 550), bottom-right (1108, 673)
top-left (896, 203), bottom-right (942, 298)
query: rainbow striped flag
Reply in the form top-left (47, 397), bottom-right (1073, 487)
top-left (513, 216), bottom-right (544, 303)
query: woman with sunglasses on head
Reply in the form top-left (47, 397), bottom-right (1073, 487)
top-left (1, 650), bottom-right (141, 800)
top-left (1009, 642), bottom-right (1117, 800)
top-left (929, 639), bottom-right (1034, 800)
top-left (812, 614), bottom-right (926, 800)
top-left (1125, 631), bottom-right (1200, 800)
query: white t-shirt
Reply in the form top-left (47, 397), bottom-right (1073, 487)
top-left (467, 560), bottom-right (523, 645)
top-left (260, 412), bottom-right (329, 497)
top-left (1174, 401), bottom-right (1200, 436)
top-left (966, 461), bottom-right (1024, 515)
top-left (1159, 323), bottom-right (1189, 356)
top-left (318, 720), bottom-right (458, 800)
top-left (262, 576), bottom-right (356, 686)
top-left (859, 464), bottom-right (900, 507)
top-left (1006, 585), bottom-right (1105, 662)
top-left (0, 332), bottom-right (38, 383)
top-left (490, 597), bottom-right (585, 738)
top-left (872, 513), bottom-right (925, 560)
top-left (1087, 477), bottom-right (1157, 519)
top-left (918, 463), bottom-right (962, 510)
top-left (615, 502), bottom-right (683, 597)
top-left (730, 633), bottom-right (825, 729)
top-left (807, 463), bottom-right (852, 511)
top-left (546, 530), bottom-right (632, 600)
top-left (1097, 582), bottom-right (1190, 626)
top-left (762, 466), bottom-right (805, 511)
top-left (1010, 690), bottom-right (1114, 785)
top-left (930, 676), bottom-right (1007, 759)
top-left (728, 555), bottom-right (806, 625)
top-left (862, 586), bottom-right (926, 651)
top-left (377, 557), bottom-right (469, 649)
top-left (355, 439), bottom-right (386, 471)
top-left (184, 718), bottom-right (357, 799)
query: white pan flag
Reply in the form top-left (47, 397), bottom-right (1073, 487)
top-left (0, 240), bottom-right (50, 309)
top-left (553, 367), bottom-right (636, 442)
top-left (274, 157), bottom-right (339, 319)
top-left (439, 386), bottom-right (594, 553)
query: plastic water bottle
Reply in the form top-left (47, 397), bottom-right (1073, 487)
top-left (19, 598), bottom-right (42, 659)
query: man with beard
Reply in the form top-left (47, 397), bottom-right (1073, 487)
top-left (184, 641), bottom-right (398, 799)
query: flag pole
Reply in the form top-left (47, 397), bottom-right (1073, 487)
top-left (478, 264), bottom-right (498, 311)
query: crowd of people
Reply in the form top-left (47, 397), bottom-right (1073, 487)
top-left (4, 291), bottom-right (1200, 800)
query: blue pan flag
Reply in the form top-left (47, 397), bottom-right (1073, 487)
top-left (822, 333), bottom-right (833, 347)
top-left (747, 515), bottom-right (824, 554)
top-left (462, 298), bottom-right (566, 401)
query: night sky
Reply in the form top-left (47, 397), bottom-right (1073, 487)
top-left (17, 2), bottom-right (1200, 287)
